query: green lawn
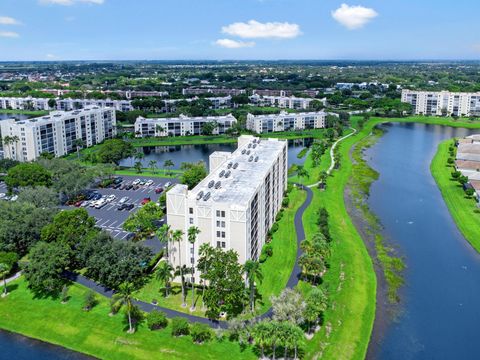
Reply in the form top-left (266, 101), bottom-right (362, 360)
top-left (255, 187), bottom-right (306, 315)
top-left (296, 123), bottom-right (377, 360)
top-left (114, 168), bottom-right (181, 179)
top-left (431, 140), bottom-right (480, 253)
top-left (0, 278), bottom-right (255, 360)
top-left (0, 109), bottom-right (49, 116)
top-left (129, 135), bottom-right (238, 147)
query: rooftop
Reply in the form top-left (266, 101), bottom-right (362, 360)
top-left (247, 110), bottom-right (327, 120)
top-left (136, 114), bottom-right (236, 123)
top-left (169, 135), bottom-right (287, 209)
top-left (5, 107), bottom-right (111, 127)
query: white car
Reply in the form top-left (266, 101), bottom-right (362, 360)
top-left (81, 200), bottom-right (90, 207)
top-left (95, 199), bottom-right (107, 209)
top-left (0, 193), bottom-right (5, 199)
top-left (90, 200), bottom-right (99, 207)
top-left (164, 181), bottom-right (172, 188)
top-left (145, 180), bottom-right (154, 186)
top-left (132, 179), bottom-right (141, 186)
top-left (107, 194), bottom-right (116, 202)
top-left (119, 196), bottom-right (129, 204)
top-left (10, 195), bottom-right (18, 202)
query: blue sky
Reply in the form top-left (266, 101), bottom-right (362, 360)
top-left (0, 0), bottom-right (479, 61)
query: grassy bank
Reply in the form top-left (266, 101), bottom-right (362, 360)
top-left (431, 140), bottom-right (480, 253)
top-left (348, 128), bottom-right (404, 303)
top-left (0, 109), bottom-right (49, 116)
top-left (293, 125), bottom-right (376, 360)
top-left (0, 279), bottom-right (254, 360)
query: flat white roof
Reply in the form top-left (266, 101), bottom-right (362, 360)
top-left (136, 114), bottom-right (236, 123)
top-left (8, 107), bottom-right (112, 127)
top-left (248, 111), bottom-right (327, 120)
top-left (169, 135), bottom-right (286, 208)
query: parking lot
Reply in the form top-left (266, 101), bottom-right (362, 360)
top-left (71, 175), bottom-right (179, 253)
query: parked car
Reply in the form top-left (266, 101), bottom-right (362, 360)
top-left (139, 179), bottom-right (146, 186)
top-left (0, 193), bottom-right (6, 199)
top-left (132, 184), bottom-right (140, 190)
top-left (81, 201), bottom-right (90, 207)
top-left (95, 199), bottom-right (107, 209)
top-left (74, 200), bottom-right (84, 207)
top-left (124, 203), bottom-right (135, 211)
top-left (92, 193), bottom-right (102, 201)
top-left (119, 196), bottom-right (129, 204)
top-left (106, 194), bottom-right (116, 202)
top-left (113, 177), bottom-right (123, 184)
top-left (125, 232), bottom-right (135, 240)
top-left (164, 181), bottom-right (172, 188)
top-left (119, 183), bottom-right (128, 190)
top-left (117, 203), bottom-right (127, 211)
top-left (10, 195), bottom-right (18, 202)
top-left (145, 180), bottom-right (154, 186)
top-left (141, 197), bottom-right (151, 205)
top-left (155, 187), bottom-right (163, 194)
top-left (112, 183), bottom-right (122, 189)
top-left (132, 179), bottom-right (141, 186)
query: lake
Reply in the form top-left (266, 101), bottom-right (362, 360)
top-left (0, 113), bottom-right (30, 121)
top-left (119, 138), bottom-right (312, 170)
top-left (0, 330), bottom-right (93, 360)
top-left (366, 123), bottom-right (480, 359)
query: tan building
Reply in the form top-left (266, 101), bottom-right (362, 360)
top-left (166, 135), bottom-right (288, 283)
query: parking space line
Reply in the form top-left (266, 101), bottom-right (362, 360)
top-left (95, 218), bottom-right (103, 224)
top-left (109, 220), bottom-right (118, 228)
top-left (100, 220), bottom-right (110, 227)
top-left (120, 232), bottom-right (129, 240)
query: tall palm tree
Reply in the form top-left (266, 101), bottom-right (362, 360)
top-left (155, 261), bottom-right (174, 297)
top-left (148, 160), bottom-right (158, 174)
top-left (163, 159), bottom-right (174, 176)
top-left (155, 124), bottom-right (164, 136)
top-left (197, 243), bottom-right (213, 310)
top-left (111, 282), bottom-right (136, 333)
top-left (187, 226), bottom-right (200, 311)
top-left (156, 224), bottom-right (172, 259)
top-left (172, 229), bottom-right (186, 307)
top-left (244, 260), bottom-right (263, 313)
top-left (73, 138), bottom-right (85, 159)
top-left (0, 263), bottom-right (10, 297)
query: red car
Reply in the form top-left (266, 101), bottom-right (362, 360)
top-left (141, 197), bottom-right (151, 205)
top-left (155, 187), bottom-right (164, 194)
top-left (74, 200), bottom-right (84, 207)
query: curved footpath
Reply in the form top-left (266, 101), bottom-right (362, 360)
top-left (66, 184), bottom-right (313, 329)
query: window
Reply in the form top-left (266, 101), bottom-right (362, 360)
top-left (216, 220), bottom-right (226, 228)
top-left (216, 210), bottom-right (226, 218)
top-left (189, 218), bottom-right (194, 224)
top-left (189, 208), bottom-right (194, 214)
top-left (221, 242), bottom-right (226, 248)
top-left (190, 257), bottom-right (194, 264)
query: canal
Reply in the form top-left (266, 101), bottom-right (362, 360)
top-left (119, 138), bottom-right (312, 170)
top-left (366, 123), bottom-right (480, 359)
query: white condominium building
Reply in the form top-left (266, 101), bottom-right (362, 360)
top-left (0, 97), bottom-right (51, 111)
top-left (167, 135), bottom-right (288, 282)
top-left (0, 96), bottom-right (133, 112)
top-left (134, 114), bottom-right (237, 137)
top-left (246, 111), bottom-right (328, 133)
top-left (401, 90), bottom-right (480, 116)
top-left (249, 94), bottom-right (320, 110)
top-left (0, 107), bottom-right (116, 162)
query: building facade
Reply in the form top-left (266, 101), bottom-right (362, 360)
top-left (249, 94), bottom-right (320, 110)
top-left (166, 135), bottom-right (288, 282)
top-left (0, 96), bottom-right (133, 112)
top-left (246, 111), bottom-right (328, 133)
top-left (134, 114), bottom-right (237, 137)
top-left (0, 107), bottom-right (116, 162)
top-left (401, 90), bottom-right (480, 116)
top-left (182, 88), bottom-right (246, 96)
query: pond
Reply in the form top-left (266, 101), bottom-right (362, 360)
top-left (365, 123), bottom-right (480, 359)
top-left (0, 113), bottom-right (30, 121)
top-left (119, 138), bottom-right (313, 170)
top-left (0, 330), bottom-right (93, 360)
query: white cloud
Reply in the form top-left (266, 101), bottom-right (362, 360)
top-left (222, 20), bottom-right (301, 39)
top-left (0, 31), bottom-right (20, 38)
top-left (46, 54), bottom-right (58, 59)
top-left (39, 0), bottom-right (104, 5)
top-left (331, 4), bottom-right (378, 30)
top-left (215, 39), bottom-right (256, 49)
top-left (0, 16), bottom-right (20, 25)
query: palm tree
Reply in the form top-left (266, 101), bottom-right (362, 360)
top-left (134, 161), bottom-right (143, 174)
top-left (0, 263), bottom-right (10, 297)
top-left (187, 226), bottom-right (200, 311)
top-left (252, 321), bottom-right (271, 359)
top-left (172, 229), bottom-right (186, 307)
top-left (148, 160), bottom-right (158, 174)
top-left (296, 165), bottom-right (309, 182)
top-left (244, 260), bottom-right (263, 313)
top-left (197, 243), bottom-right (213, 310)
top-left (73, 138), bottom-right (85, 159)
top-left (156, 224), bottom-right (172, 259)
top-left (111, 282), bottom-right (136, 333)
top-left (155, 124), bottom-right (164, 136)
top-left (163, 159), bottom-right (174, 176)
top-left (155, 261), bottom-right (174, 297)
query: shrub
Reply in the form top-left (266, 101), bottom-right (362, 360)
top-left (451, 171), bottom-right (461, 179)
top-left (171, 317), bottom-right (190, 336)
top-left (270, 223), bottom-right (279, 234)
top-left (109, 297), bottom-right (121, 315)
top-left (60, 285), bottom-right (69, 303)
top-left (264, 243), bottom-right (273, 257)
top-left (282, 197), bottom-right (290, 208)
top-left (147, 310), bottom-right (168, 330)
top-left (190, 323), bottom-right (213, 343)
top-left (83, 291), bottom-right (97, 311)
top-left (447, 158), bottom-right (454, 165)
top-left (275, 209), bottom-right (284, 221)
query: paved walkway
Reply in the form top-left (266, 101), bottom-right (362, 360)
top-left (64, 184), bottom-right (313, 328)
top-left (308, 127), bottom-right (357, 188)
top-left (4, 271), bottom-right (21, 285)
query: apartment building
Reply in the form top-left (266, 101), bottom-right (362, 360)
top-left (0, 107), bottom-right (116, 162)
top-left (246, 111), bottom-right (328, 133)
top-left (134, 114), bottom-right (237, 137)
top-left (0, 96), bottom-right (133, 112)
top-left (0, 97), bottom-right (51, 111)
top-left (167, 135), bottom-right (288, 282)
top-left (182, 88), bottom-right (246, 96)
top-left (401, 90), bottom-right (480, 116)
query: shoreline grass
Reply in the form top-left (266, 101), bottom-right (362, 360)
top-left (0, 109), bottom-right (49, 116)
top-left (431, 139), bottom-right (480, 253)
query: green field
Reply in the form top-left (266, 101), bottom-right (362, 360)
top-left (431, 140), bottom-right (480, 253)
top-left (0, 279), bottom-right (255, 360)
top-left (0, 109), bottom-right (49, 116)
